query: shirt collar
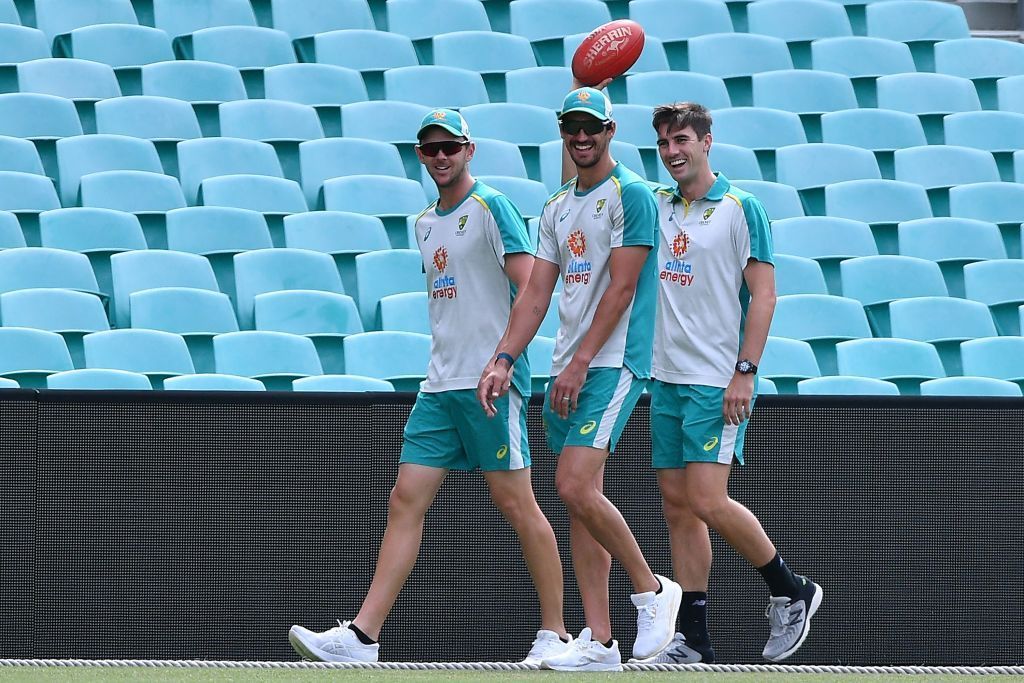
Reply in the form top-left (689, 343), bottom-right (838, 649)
top-left (672, 172), bottom-right (730, 203)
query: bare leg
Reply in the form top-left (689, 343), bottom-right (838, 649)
top-left (658, 468), bottom-right (712, 591)
top-left (684, 462), bottom-right (776, 567)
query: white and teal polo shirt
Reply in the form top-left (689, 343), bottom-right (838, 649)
top-left (414, 180), bottom-right (533, 396)
top-left (536, 162), bottom-right (658, 379)
top-left (652, 172), bottom-right (774, 388)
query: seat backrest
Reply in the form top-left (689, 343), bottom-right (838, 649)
top-left (83, 328), bottom-right (195, 374)
top-left (152, 0), bottom-right (257, 38)
top-left (960, 336), bottom-right (1024, 380)
top-left (269, 0), bottom-right (374, 39)
top-left (897, 217), bottom-right (1006, 262)
top-left (0, 247), bottom-right (99, 294)
top-left (688, 33), bottom-right (793, 78)
top-left (626, 72), bottom-right (731, 109)
top-left (0, 93), bottom-right (83, 139)
top-left (920, 376), bottom-right (1022, 397)
top-left (771, 217), bottom-right (878, 260)
top-left (34, 0), bottom-right (137, 43)
top-left (178, 26), bottom-right (295, 68)
top-left (95, 95), bottom-right (203, 141)
top-left (233, 248), bottom-right (345, 329)
top-left (56, 24), bottom-right (173, 67)
top-left (0, 171), bottom-right (60, 211)
top-left (469, 138), bottom-right (529, 178)
top-left (0, 327), bottom-right (73, 374)
top-left (629, 0), bottom-right (733, 41)
top-left (797, 376), bottom-right (900, 395)
top-left (824, 179), bottom-right (932, 224)
top-left (218, 100), bottom-right (325, 142)
top-left (770, 294), bottom-right (872, 340)
top-left (889, 296), bottom-right (997, 342)
top-left (177, 137), bottom-right (283, 205)
top-left (433, 31), bottom-right (536, 72)
top-left (752, 70), bottom-right (858, 113)
top-left (163, 373), bottom-right (265, 390)
top-left (388, 0), bottom-right (491, 41)
top-left (47, 368), bottom-right (151, 390)
top-left (17, 58), bottom-right (121, 100)
top-left (836, 337), bottom-right (946, 379)
top-left (283, 212), bottom-right (390, 253)
top-left (308, 29), bottom-right (418, 71)
top-left (0, 135), bottom-right (45, 175)
top-left (212, 330), bottom-right (323, 377)
top-left (934, 38), bottom-right (1024, 80)
top-left (731, 180), bottom-right (804, 220)
top-left (476, 176), bottom-right (548, 219)
top-left (963, 259), bottom-right (1024, 305)
top-left (997, 75), bottom-right (1024, 114)
top-left (459, 103), bottom-right (559, 145)
top-left (0, 210), bottom-right (26, 248)
top-left (876, 73), bottom-right (981, 114)
top-left (353, 250), bottom-right (425, 329)
top-left (129, 286), bottom-right (239, 334)
top-left (760, 336), bottom-right (821, 379)
top-left (0, 25), bottom-right (50, 63)
top-left (110, 249), bottom-right (219, 327)
top-left (55, 134), bottom-right (163, 206)
top-left (811, 36), bottom-right (916, 77)
top-left (509, 0), bottom-right (609, 42)
top-left (339, 101), bottom-right (430, 144)
top-left (292, 375), bottom-right (394, 392)
top-left (894, 145), bottom-right (1000, 189)
top-left (140, 60), bottom-right (248, 103)
top-left (776, 143), bottom-right (881, 189)
top-left (342, 330), bottom-right (431, 378)
top-left (198, 175), bottom-right (308, 214)
top-left (298, 139), bottom-right (405, 209)
top-left (943, 111), bottom-right (1024, 154)
top-left (39, 207), bottom-right (147, 252)
top-left (705, 143), bottom-right (761, 181)
top-left (377, 291), bottom-right (428, 334)
top-left (79, 170), bottom-right (186, 212)
top-left (820, 109), bottom-right (927, 152)
top-left (254, 290), bottom-right (363, 336)
top-left (165, 206), bottom-right (273, 255)
top-left (747, 0), bottom-right (852, 41)
top-left (0, 287), bottom-right (109, 332)
top-left (839, 255), bottom-right (947, 306)
top-left (773, 254), bottom-right (828, 295)
top-left (263, 64), bottom-right (368, 107)
top-left (866, 0), bottom-right (970, 42)
top-left (712, 107), bottom-right (807, 150)
top-left (321, 175), bottom-right (428, 216)
top-left (383, 66), bottom-right (488, 108)
top-left (504, 67), bottom-right (573, 110)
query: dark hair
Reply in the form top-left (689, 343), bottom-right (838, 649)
top-left (651, 102), bottom-right (712, 139)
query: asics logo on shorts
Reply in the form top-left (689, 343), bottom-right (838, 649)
top-left (496, 445), bottom-right (508, 459)
top-left (703, 436), bottom-right (719, 451)
top-left (579, 420), bottom-right (597, 435)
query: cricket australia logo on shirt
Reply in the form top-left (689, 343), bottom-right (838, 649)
top-left (431, 245), bottom-right (457, 299)
top-left (592, 198), bottom-right (606, 219)
top-left (456, 214), bottom-right (468, 236)
top-left (661, 231), bottom-right (694, 287)
top-left (565, 229), bottom-right (592, 286)
top-left (700, 207), bottom-right (715, 224)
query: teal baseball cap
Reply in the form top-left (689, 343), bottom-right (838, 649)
top-left (417, 108), bottom-right (471, 140)
top-left (559, 87), bottom-right (613, 122)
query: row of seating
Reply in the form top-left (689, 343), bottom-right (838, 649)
top-left (761, 375), bottom-right (1023, 397)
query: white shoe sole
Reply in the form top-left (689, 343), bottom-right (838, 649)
top-left (764, 583), bottom-right (824, 662)
top-left (632, 579), bottom-right (683, 660)
top-left (288, 627), bottom-right (376, 663)
top-left (541, 660), bottom-right (623, 672)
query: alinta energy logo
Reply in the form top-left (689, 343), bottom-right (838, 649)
top-left (431, 245), bottom-right (457, 299)
top-left (661, 230), bottom-right (694, 287)
top-left (565, 229), bottom-right (592, 285)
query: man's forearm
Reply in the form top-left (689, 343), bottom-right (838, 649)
top-left (737, 293), bottom-right (776, 364)
top-left (495, 286), bottom-right (551, 361)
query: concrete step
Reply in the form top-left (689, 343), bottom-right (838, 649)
top-left (969, 29), bottom-right (1024, 40)
top-left (955, 0), bottom-right (1021, 32)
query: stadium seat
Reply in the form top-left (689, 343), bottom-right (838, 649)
top-left (0, 377), bottom-right (17, 388)
top-left (527, 335), bottom-right (555, 394)
top-left (840, 255), bottom-right (947, 336)
top-left (129, 287), bottom-right (238, 373)
top-left (747, 0), bottom-right (852, 68)
top-left (688, 33), bottom-right (793, 107)
top-left (0, 211), bottom-right (26, 249)
top-left (629, 0), bottom-right (733, 70)
top-left (943, 112), bottom-right (1024, 183)
top-left (377, 291), bottom-right (428, 335)
top-left (233, 248), bottom-right (344, 330)
top-left (1017, 152), bottom-right (1024, 183)
top-left (0, 25), bottom-right (50, 66)
top-left (711, 108), bottom-right (806, 182)
top-left (759, 336), bottom-right (820, 394)
top-left (83, 328), bottom-right (194, 388)
top-left (0, 0), bottom-right (18, 24)
top-left (731, 180), bottom-right (804, 220)
top-left (865, 0), bottom-right (969, 71)
top-left (876, 73), bottom-right (981, 144)
top-left (293, 374), bottom-right (394, 392)
top-left (451, 137), bottom-right (528, 179)
top-left (218, 100), bottom-right (324, 184)
top-left (293, 29), bottom-right (417, 101)
top-left (163, 373), bottom-right (266, 391)
top-left (94, 96), bottom-right (202, 177)
top-left (263, 64), bottom-right (367, 137)
top-left (769, 217), bottom-right (877, 296)
top-left (321, 176), bottom-right (428, 249)
top-left (475, 176), bottom-right (549, 220)
top-left (148, 0), bottom-right (257, 39)
top-left (109, 249), bottom-right (219, 328)
top-left (0, 135), bottom-right (44, 176)
top-left (198, 175), bottom-right (305, 246)
top-left (961, 336), bottom-right (1024, 390)
top-left (339, 101), bottom-right (431, 178)
top-left (934, 38), bottom-right (1024, 111)
top-left (626, 72), bottom-right (730, 110)
top-left (757, 377), bottom-right (777, 395)
top-left (509, 0), bottom-right (610, 67)
top-left (0, 93), bottom-right (83, 177)
top-left (433, 31), bottom-right (536, 102)
top-left (177, 137), bottom-right (283, 207)
top-left (769, 294), bottom-right (872, 375)
top-left (592, 103), bottom-right (656, 176)
top-left (0, 288), bottom-right (109, 368)
top-left (699, 144), bottom-right (761, 183)
top-left (0, 247), bottom-right (102, 308)
top-left (265, 0), bottom-right (374, 40)
top-left (836, 338), bottom-right (945, 395)
top-left (55, 134), bottom-right (162, 208)
top-left (0, 327), bottom-right (73, 388)
top-left (46, 368), bottom-right (151, 390)
top-left (824, 179), bottom-right (933, 254)
top-left (15, 58), bottom-right (121, 134)
top-left (797, 376), bottom-right (901, 396)
top-left (297, 138), bottom-right (406, 211)
top-left (173, 26), bottom-right (295, 98)
top-left (78, 170), bottom-right (185, 248)
top-left (963, 260), bottom-right (1024, 335)
top-left (353, 249), bottom-right (424, 331)
top-left (810, 36), bottom-right (916, 107)
top-left (53, 24), bottom-right (173, 95)
top-left (0, 171), bottom-right (60, 246)
top-left (165, 206), bottom-right (273, 301)
top-left (819, 109), bottom-right (927, 180)
top-left (34, 0), bottom-right (138, 45)
top-left (341, 330), bottom-right (431, 391)
top-left (283, 212), bottom-right (391, 294)
top-left (773, 254), bottom-right (829, 296)
top-left (898, 217), bottom-right (1006, 297)
top-left (536, 292), bottom-right (561, 338)
top-left (459, 103), bottom-right (558, 179)
top-left (751, 70), bottom-right (857, 143)
top-left (997, 75), bottom-right (1024, 115)
top-left (383, 66), bottom-right (488, 109)
top-left (388, 0), bottom-right (491, 62)
top-left (894, 146), bottom-right (1000, 217)
top-left (919, 376), bottom-right (1022, 398)
top-left (213, 330), bottom-right (323, 390)
top-left (504, 66), bottom-right (573, 111)
top-left (139, 61), bottom-right (247, 136)
top-left (775, 143), bottom-right (880, 216)
top-left (889, 296), bottom-right (997, 374)
top-left (254, 290), bottom-right (362, 374)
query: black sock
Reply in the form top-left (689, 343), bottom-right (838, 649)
top-left (348, 623), bottom-right (377, 645)
top-left (756, 552), bottom-right (801, 599)
top-left (681, 591), bottom-right (709, 643)
top-left (560, 635), bottom-right (571, 643)
top-left (602, 638), bottom-right (614, 649)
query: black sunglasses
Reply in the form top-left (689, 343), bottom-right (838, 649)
top-left (417, 140), bottom-right (469, 157)
top-left (559, 119), bottom-right (611, 136)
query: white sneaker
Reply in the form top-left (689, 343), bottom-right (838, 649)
top-left (540, 627), bottom-right (622, 672)
top-left (521, 629), bottom-right (572, 668)
top-left (288, 620), bottom-right (379, 663)
top-left (762, 576), bottom-right (823, 662)
top-left (631, 574), bottom-right (683, 660)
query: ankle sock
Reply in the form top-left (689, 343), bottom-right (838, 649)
top-left (347, 623), bottom-right (377, 645)
top-left (681, 591), bottom-right (709, 643)
top-left (602, 638), bottom-right (614, 649)
top-left (756, 552), bottom-right (801, 599)
top-left (654, 577), bottom-right (663, 595)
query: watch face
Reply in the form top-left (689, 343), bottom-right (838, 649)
top-left (737, 360), bottom-right (754, 374)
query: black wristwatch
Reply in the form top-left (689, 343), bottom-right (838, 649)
top-left (735, 359), bottom-right (758, 375)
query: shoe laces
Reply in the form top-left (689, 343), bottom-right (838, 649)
top-left (324, 619), bottom-right (351, 642)
top-left (636, 602), bottom-right (657, 630)
top-left (765, 599), bottom-right (789, 636)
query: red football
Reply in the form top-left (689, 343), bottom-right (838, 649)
top-left (571, 19), bottom-right (646, 86)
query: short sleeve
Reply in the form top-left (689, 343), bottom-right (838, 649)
top-left (489, 193), bottom-right (533, 256)
top-left (741, 195), bottom-right (774, 265)
top-left (536, 204), bottom-right (560, 265)
top-left (617, 181), bottom-right (658, 249)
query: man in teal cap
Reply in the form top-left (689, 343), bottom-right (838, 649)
top-left (289, 108), bottom-right (572, 666)
top-left (479, 87), bottom-right (681, 671)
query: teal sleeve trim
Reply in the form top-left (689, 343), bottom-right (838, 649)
top-left (491, 194), bottom-right (533, 255)
top-left (741, 195), bottom-right (774, 264)
top-left (620, 181), bottom-right (658, 248)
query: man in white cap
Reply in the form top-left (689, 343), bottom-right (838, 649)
top-left (289, 109), bottom-right (571, 667)
top-left (479, 88), bottom-right (682, 672)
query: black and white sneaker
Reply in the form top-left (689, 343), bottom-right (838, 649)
top-left (630, 632), bottom-right (716, 664)
top-left (762, 576), bottom-right (823, 662)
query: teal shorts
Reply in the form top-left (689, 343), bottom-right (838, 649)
top-left (400, 388), bottom-right (530, 471)
top-left (543, 366), bottom-right (647, 454)
top-left (650, 381), bottom-right (754, 469)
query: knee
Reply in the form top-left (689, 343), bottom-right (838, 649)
top-left (388, 480), bottom-right (429, 517)
top-left (662, 493), bottom-right (700, 528)
top-left (491, 490), bottom-right (529, 525)
top-left (686, 491), bottom-right (729, 526)
top-left (555, 473), bottom-right (593, 514)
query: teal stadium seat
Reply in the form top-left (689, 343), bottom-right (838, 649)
top-left (173, 26), bottom-right (295, 98)
top-left (263, 63), bottom-right (368, 137)
top-left (264, 0), bottom-right (374, 40)
top-left (292, 375), bottom-right (395, 392)
top-left (461, 137), bottom-right (528, 178)
top-left (53, 24), bottom-right (173, 95)
top-left (797, 376), bottom-right (900, 396)
top-left (538, 292), bottom-right (561, 337)
top-left (773, 254), bottom-right (829, 296)
top-left (711, 108), bottom-right (806, 182)
top-left (963, 260), bottom-right (1024, 335)
top-left (707, 143), bottom-right (762, 182)
top-left (0, 136), bottom-right (44, 175)
top-left (198, 175), bottom-right (306, 246)
top-left (943, 112), bottom-right (1024, 182)
top-left (0, 211), bottom-right (26, 248)
top-left (897, 217), bottom-right (1006, 297)
top-left (55, 134), bottom-right (162, 208)
top-left (177, 137), bottom-right (282, 207)
top-left (475, 176), bottom-right (549, 219)
top-left (608, 141), bottom-right (648, 183)
top-left (747, 0), bottom-right (852, 68)
top-left (810, 36), bottom-right (916, 107)
top-left (751, 70), bottom-right (858, 143)
top-left (0, 25), bottom-right (50, 65)
top-left (933, 38), bottom-right (1024, 111)
top-left (528, 335), bottom-right (555, 394)
top-left (254, 290), bottom-right (363, 374)
top-left (961, 336), bottom-right (1024, 390)
top-left (387, 0), bottom-right (491, 63)
top-left (757, 377), bottom-right (777, 394)
top-left (342, 330), bottom-right (431, 391)
top-left (769, 293), bottom-right (872, 375)
top-left (919, 376), bottom-right (1022, 397)
top-left (948, 181), bottom-right (1024, 259)
top-left (283, 211), bottom-right (390, 294)
top-left (293, 30), bottom-right (418, 101)
top-left (889, 296), bottom-right (997, 375)
top-left (298, 138), bottom-right (406, 212)
top-left (824, 179), bottom-right (932, 254)
top-left (865, 0), bottom-right (970, 71)
top-left (213, 330), bottom-right (323, 391)
top-left (0, 0), bottom-right (18, 24)
top-left (139, 61), bottom-right (247, 136)
top-left (147, 0), bottom-right (257, 39)
top-left (321, 175), bottom-right (427, 248)
top-left (0, 247), bottom-right (102, 301)
top-left (876, 73), bottom-right (981, 144)
top-left (384, 65), bottom-right (488, 109)
top-left (163, 373), bottom-right (266, 391)
top-left (129, 287), bottom-right (239, 373)
top-left (83, 328), bottom-right (194, 388)
top-left (378, 291), bottom-right (429, 334)
top-left (626, 72), bottom-right (731, 109)
top-left (0, 171), bottom-right (59, 246)
top-left (47, 368), bottom-right (151, 390)
top-left (33, 0), bottom-right (138, 45)
top-left (688, 33), bottom-right (793, 107)
top-left (759, 336), bottom-right (820, 394)
top-left (339, 101), bottom-right (430, 177)
top-left (0, 288), bottom-right (109, 368)
top-left (819, 109), bottom-right (927, 180)
top-left (731, 180), bottom-right (804, 220)
top-left (997, 75), bottom-right (1024, 115)
top-left (78, 170), bottom-right (186, 249)
top-left (893, 145), bottom-right (999, 217)
top-left (839, 255), bottom-right (947, 336)
top-left (836, 338), bottom-right (945, 395)
top-left (590, 103), bottom-right (658, 176)
top-left (353, 249), bottom-right (424, 331)
top-left (771, 217), bottom-right (878, 296)
top-left (775, 143), bottom-right (880, 216)
top-left (0, 378), bottom-right (22, 388)
top-left (94, 96), bottom-right (202, 178)
top-left (460, 103), bottom-right (559, 179)
top-left (219, 99), bottom-right (325, 184)
top-left (629, 0), bottom-right (733, 70)
top-left (0, 93), bottom-right (83, 178)
top-left (509, 0), bottom-right (610, 67)
top-left (233, 247), bottom-right (345, 330)
top-left (15, 58), bottom-right (120, 134)
top-left (433, 31), bottom-right (536, 102)
top-left (109, 249), bottom-right (219, 328)
top-left (504, 66), bottom-right (573, 110)
top-left (0, 327), bottom-right (73, 388)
